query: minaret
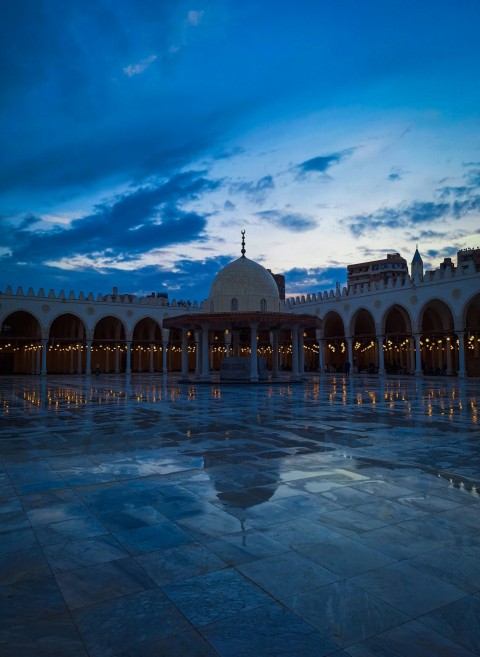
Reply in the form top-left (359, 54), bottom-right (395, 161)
top-left (241, 230), bottom-right (246, 258)
top-left (411, 245), bottom-right (423, 282)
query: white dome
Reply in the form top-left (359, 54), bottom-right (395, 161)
top-left (208, 256), bottom-right (280, 313)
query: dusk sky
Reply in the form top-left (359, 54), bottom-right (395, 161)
top-left (1, 1), bottom-right (479, 303)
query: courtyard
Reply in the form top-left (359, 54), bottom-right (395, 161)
top-left (0, 373), bottom-right (479, 656)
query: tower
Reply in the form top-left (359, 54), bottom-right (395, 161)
top-left (411, 245), bottom-right (423, 282)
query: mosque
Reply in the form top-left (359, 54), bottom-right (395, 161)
top-left (1, 234), bottom-right (480, 378)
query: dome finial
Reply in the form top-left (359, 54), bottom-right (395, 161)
top-left (241, 230), bottom-right (246, 258)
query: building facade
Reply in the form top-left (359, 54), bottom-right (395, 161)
top-left (1, 249), bottom-right (480, 377)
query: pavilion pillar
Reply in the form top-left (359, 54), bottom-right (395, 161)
top-left (161, 329), bottom-right (169, 374)
top-left (181, 328), bottom-right (189, 377)
top-left (291, 326), bottom-right (299, 379)
top-left (457, 331), bottom-right (466, 378)
top-left (224, 330), bottom-right (231, 358)
top-left (200, 324), bottom-right (210, 379)
top-left (126, 341), bottom-right (132, 374)
top-left (413, 333), bottom-right (423, 376)
top-left (250, 323), bottom-right (259, 381)
top-left (149, 344), bottom-right (154, 373)
top-left (85, 340), bottom-right (92, 375)
top-left (41, 339), bottom-right (48, 376)
top-left (270, 330), bottom-right (279, 378)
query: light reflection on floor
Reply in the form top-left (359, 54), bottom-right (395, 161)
top-left (0, 373), bottom-right (479, 657)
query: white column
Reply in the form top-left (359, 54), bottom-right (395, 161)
top-left (270, 330), bottom-right (279, 378)
top-left (201, 324), bottom-right (210, 379)
top-left (149, 344), bottom-right (154, 373)
top-left (224, 330), bottom-right (231, 358)
top-left (409, 337), bottom-right (415, 374)
top-left (446, 338), bottom-right (453, 375)
top-left (347, 336), bottom-right (354, 376)
top-left (194, 330), bottom-right (200, 375)
top-left (377, 334), bottom-right (385, 375)
top-left (298, 329), bottom-right (305, 375)
top-left (86, 340), bottom-right (92, 375)
top-left (105, 348), bottom-right (110, 373)
top-left (250, 323), bottom-right (259, 381)
top-left (413, 333), bottom-right (423, 376)
top-left (457, 331), bottom-right (466, 378)
top-left (126, 341), bottom-right (132, 374)
top-left (161, 329), bottom-right (169, 374)
top-left (291, 326), bottom-right (299, 378)
top-left (181, 328), bottom-right (189, 377)
top-left (41, 339), bottom-right (48, 376)
top-left (35, 344), bottom-right (41, 374)
top-left (233, 330), bottom-right (240, 357)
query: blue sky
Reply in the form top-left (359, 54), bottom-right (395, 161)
top-left (1, 0), bottom-right (479, 302)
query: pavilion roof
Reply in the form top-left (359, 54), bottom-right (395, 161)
top-left (163, 311), bottom-right (320, 331)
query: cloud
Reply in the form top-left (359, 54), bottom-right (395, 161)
top-left (344, 193), bottom-right (480, 238)
top-left (2, 171), bottom-right (220, 264)
top-left (387, 167), bottom-right (405, 182)
top-left (224, 200), bottom-right (235, 211)
top-left (123, 55), bottom-right (158, 77)
top-left (187, 10), bottom-right (204, 26)
top-left (296, 148), bottom-right (356, 177)
top-left (255, 210), bottom-right (318, 232)
top-left (230, 175), bottom-right (275, 203)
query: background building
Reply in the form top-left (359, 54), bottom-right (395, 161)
top-left (347, 253), bottom-right (408, 288)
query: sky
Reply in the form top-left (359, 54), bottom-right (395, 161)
top-left (1, 0), bottom-right (479, 303)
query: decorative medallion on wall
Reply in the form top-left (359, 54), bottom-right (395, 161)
top-left (374, 300), bottom-right (382, 309)
top-left (41, 304), bottom-right (50, 313)
top-left (452, 288), bottom-right (462, 299)
top-left (410, 295), bottom-right (418, 305)
top-left (127, 310), bottom-right (133, 317)
top-left (343, 303), bottom-right (350, 312)
top-left (87, 307), bottom-right (95, 315)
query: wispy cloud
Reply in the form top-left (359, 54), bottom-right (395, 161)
top-left (2, 171), bottom-right (220, 265)
top-left (230, 175), bottom-right (275, 203)
top-left (296, 148), bottom-right (356, 177)
top-left (256, 209), bottom-right (317, 232)
top-left (123, 54), bottom-right (158, 77)
top-left (187, 10), bottom-right (204, 26)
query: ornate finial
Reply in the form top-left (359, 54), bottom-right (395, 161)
top-left (241, 230), bottom-right (246, 257)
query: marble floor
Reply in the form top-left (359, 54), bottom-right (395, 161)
top-left (0, 373), bottom-right (479, 657)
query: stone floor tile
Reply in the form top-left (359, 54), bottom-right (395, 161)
top-left (200, 602), bottom-right (339, 657)
top-left (163, 569), bottom-right (273, 626)
top-left (283, 580), bottom-right (409, 648)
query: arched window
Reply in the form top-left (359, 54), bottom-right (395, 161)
top-left (260, 298), bottom-right (267, 311)
top-left (231, 298), bottom-right (238, 311)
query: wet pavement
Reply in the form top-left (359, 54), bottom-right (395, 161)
top-left (0, 373), bottom-right (479, 657)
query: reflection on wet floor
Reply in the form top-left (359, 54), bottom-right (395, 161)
top-left (0, 373), bottom-right (479, 657)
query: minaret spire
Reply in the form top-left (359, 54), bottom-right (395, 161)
top-left (241, 230), bottom-right (246, 258)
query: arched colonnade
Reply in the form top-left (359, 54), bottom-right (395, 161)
top-left (1, 292), bottom-right (479, 377)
